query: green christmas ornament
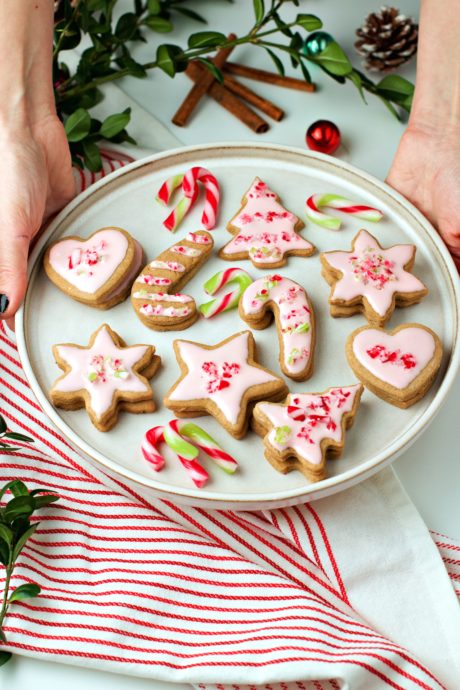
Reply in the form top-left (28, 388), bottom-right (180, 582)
top-left (303, 31), bottom-right (334, 57)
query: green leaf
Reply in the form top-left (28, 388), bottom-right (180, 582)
top-left (100, 109), bottom-right (131, 139)
top-left (0, 446), bottom-right (20, 453)
top-left (264, 48), bottom-right (284, 76)
top-left (272, 11), bottom-right (293, 38)
top-left (86, 0), bottom-right (106, 10)
top-left (118, 54), bottom-right (147, 78)
top-left (253, 0), bottom-right (264, 24)
top-left (4, 496), bottom-right (35, 522)
top-left (33, 494), bottom-right (60, 510)
top-left (8, 583), bottom-right (41, 604)
top-left (376, 74), bottom-right (414, 103)
top-left (115, 13), bottom-right (138, 41)
top-left (187, 31), bottom-right (226, 49)
top-left (0, 523), bottom-right (13, 546)
top-left (64, 108), bottom-right (91, 143)
top-left (348, 70), bottom-right (367, 103)
top-left (12, 523), bottom-right (38, 561)
top-left (296, 14), bottom-right (323, 32)
top-left (82, 140), bottom-right (103, 172)
top-left (144, 16), bottom-right (173, 33)
top-left (298, 59), bottom-right (312, 84)
top-left (156, 44), bottom-right (185, 77)
top-left (174, 7), bottom-right (207, 24)
top-left (4, 432), bottom-right (34, 444)
top-left (0, 416), bottom-right (6, 434)
top-left (147, 0), bottom-right (161, 14)
top-left (0, 651), bottom-right (12, 667)
top-left (196, 58), bottom-right (223, 83)
top-left (0, 628), bottom-right (6, 643)
top-left (0, 538), bottom-right (10, 566)
top-left (3, 480), bottom-right (29, 499)
top-left (378, 95), bottom-right (401, 120)
top-left (308, 40), bottom-right (352, 76)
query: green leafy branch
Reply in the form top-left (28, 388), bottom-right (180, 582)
top-left (53, 0), bottom-right (414, 170)
top-left (0, 417), bottom-right (59, 667)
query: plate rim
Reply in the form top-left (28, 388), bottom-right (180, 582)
top-left (15, 142), bottom-right (460, 506)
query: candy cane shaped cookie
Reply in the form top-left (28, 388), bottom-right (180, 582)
top-left (199, 267), bottom-right (252, 318)
top-left (131, 230), bottom-right (214, 331)
top-left (239, 275), bottom-right (315, 381)
top-left (306, 193), bottom-right (384, 230)
top-left (182, 167), bottom-right (220, 230)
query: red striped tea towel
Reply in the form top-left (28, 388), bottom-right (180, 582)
top-left (1, 151), bottom-right (460, 690)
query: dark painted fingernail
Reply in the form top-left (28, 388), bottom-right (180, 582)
top-left (0, 294), bottom-right (9, 314)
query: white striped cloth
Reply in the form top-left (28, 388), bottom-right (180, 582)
top-left (1, 153), bottom-right (460, 690)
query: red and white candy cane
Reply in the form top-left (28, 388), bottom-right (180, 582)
top-left (199, 267), bottom-right (253, 318)
top-left (163, 420), bottom-right (210, 488)
top-left (169, 420), bottom-right (238, 474)
top-left (182, 167), bottom-right (220, 230)
top-left (156, 173), bottom-right (199, 233)
top-left (306, 193), bottom-right (384, 230)
top-left (141, 425), bottom-right (166, 471)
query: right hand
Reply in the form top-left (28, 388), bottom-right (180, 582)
top-left (0, 113), bottom-right (75, 329)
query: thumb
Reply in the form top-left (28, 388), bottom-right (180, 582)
top-left (0, 227), bottom-right (31, 327)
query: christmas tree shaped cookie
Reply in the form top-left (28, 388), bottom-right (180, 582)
top-left (219, 177), bottom-right (316, 268)
top-left (252, 384), bottom-right (363, 482)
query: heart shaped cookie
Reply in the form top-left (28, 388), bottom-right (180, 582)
top-left (346, 323), bottom-right (443, 408)
top-left (44, 227), bottom-right (144, 309)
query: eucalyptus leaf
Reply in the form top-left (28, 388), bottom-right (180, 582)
top-left (64, 108), bottom-right (91, 142)
top-left (187, 31), bottom-right (226, 49)
top-left (8, 583), bottom-right (41, 604)
top-left (100, 109), bottom-right (131, 138)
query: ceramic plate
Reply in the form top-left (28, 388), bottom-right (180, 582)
top-left (16, 143), bottom-right (460, 509)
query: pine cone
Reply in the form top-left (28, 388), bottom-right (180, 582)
top-left (354, 6), bottom-right (418, 72)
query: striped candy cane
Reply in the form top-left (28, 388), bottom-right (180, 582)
top-left (199, 267), bottom-right (253, 318)
top-left (172, 420), bottom-right (238, 474)
top-left (141, 426), bottom-right (166, 471)
top-left (182, 166), bottom-right (220, 230)
top-left (306, 193), bottom-right (384, 230)
top-left (163, 420), bottom-right (210, 488)
top-left (156, 173), bottom-right (184, 206)
top-left (156, 172), bottom-right (199, 233)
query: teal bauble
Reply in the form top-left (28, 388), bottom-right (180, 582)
top-left (303, 31), bottom-right (334, 57)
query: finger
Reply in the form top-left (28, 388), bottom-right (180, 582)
top-left (0, 229), bottom-right (30, 322)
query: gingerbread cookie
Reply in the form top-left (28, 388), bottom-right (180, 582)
top-left (346, 323), bottom-right (442, 408)
top-left (239, 274), bottom-right (315, 381)
top-left (219, 177), bottom-right (315, 268)
top-left (164, 330), bottom-right (289, 439)
top-left (44, 227), bottom-right (144, 309)
top-left (131, 231), bottom-right (214, 331)
top-left (252, 384), bottom-right (363, 482)
top-left (320, 229), bottom-right (428, 326)
top-left (50, 324), bottom-right (161, 432)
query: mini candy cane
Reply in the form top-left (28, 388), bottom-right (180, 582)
top-left (199, 267), bottom-right (253, 319)
top-left (182, 167), bottom-right (220, 230)
top-left (172, 420), bottom-right (238, 474)
top-left (306, 193), bottom-right (384, 230)
top-left (156, 173), bottom-right (184, 206)
top-left (163, 420), bottom-right (210, 488)
top-left (141, 426), bottom-right (166, 471)
top-left (163, 185), bottom-right (199, 233)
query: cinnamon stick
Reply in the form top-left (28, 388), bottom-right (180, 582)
top-left (172, 34), bottom-right (237, 127)
top-left (224, 61), bottom-right (316, 92)
top-left (185, 61), bottom-right (269, 133)
top-left (222, 74), bottom-right (284, 121)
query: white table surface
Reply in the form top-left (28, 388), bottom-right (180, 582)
top-left (4, 0), bottom-right (459, 687)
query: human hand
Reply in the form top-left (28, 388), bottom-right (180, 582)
top-left (0, 114), bottom-right (75, 329)
top-left (386, 123), bottom-right (460, 272)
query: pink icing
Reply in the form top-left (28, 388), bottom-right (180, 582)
top-left (352, 327), bottom-right (436, 389)
top-left (169, 332), bottom-right (279, 425)
top-left (223, 178), bottom-right (314, 264)
top-left (148, 260), bottom-right (185, 272)
top-left (133, 291), bottom-right (193, 303)
top-left (53, 326), bottom-right (150, 419)
top-left (257, 385), bottom-right (361, 466)
top-left (171, 245), bottom-right (201, 257)
top-left (48, 229), bottom-right (130, 294)
top-left (324, 230), bottom-right (426, 316)
top-left (136, 275), bottom-right (172, 287)
top-left (185, 232), bottom-right (212, 245)
top-left (241, 275), bottom-right (313, 376)
top-left (140, 304), bottom-right (191, 318)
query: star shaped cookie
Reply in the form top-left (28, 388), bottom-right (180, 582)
top-left (252, 384), bottom-right (363, 482)
top-left (320, 229), bottom-right (428, 326)
top-left (164, 330), bottom-right (288, 439)
top-left (50, 324), bottom-right (161, 431)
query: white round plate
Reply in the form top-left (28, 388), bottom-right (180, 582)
top-left (16, 143), bottom-right (460, 509)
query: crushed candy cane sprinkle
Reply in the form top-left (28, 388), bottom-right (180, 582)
top-left (87, 354), bottom-right (129, 383)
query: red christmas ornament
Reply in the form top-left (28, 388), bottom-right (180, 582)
top-left (306, 120), bottom-right (341, 155)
